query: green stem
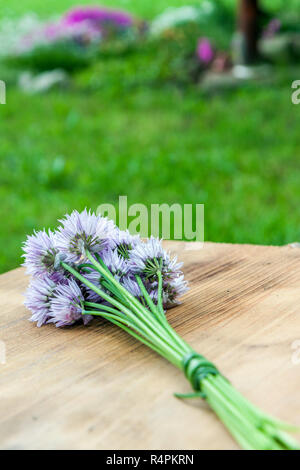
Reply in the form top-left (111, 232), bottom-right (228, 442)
top-left (83, 253), bottom-right (187, 358)
top-left (157, 270), bottom-right (164, 317)
top-left (135, 273), bottom-right (190, 355)
top-left (62, 261), bottom-right (184, 367)
top-left (61, 254), bottom-right (299, 450)
top-left (84, 303), bottom-right (163, 349)
top-left (84, 309), bottom-right (177, 366)
top-left (203, 375), bottom-right (298, 450)
top-left (84, 302), bottom-right (129, 321)
top-left (135, 274), bottom-right (162, 320)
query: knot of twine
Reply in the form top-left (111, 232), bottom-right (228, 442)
top-left (175, 352), bottom-right (220, 400)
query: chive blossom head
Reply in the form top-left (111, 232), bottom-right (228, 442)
top-left (55, 209), bottom-right (116, 263)
top-left (48, 278), bottom-right (91, 327)
top-left (128, 237), bottom-right (183, 283)
top-left (24, 275), bottom-right (59, 327)
top-left (22, 229), bottom-right (62, 278)
top-left (113, 229), bottom-right (140, 260)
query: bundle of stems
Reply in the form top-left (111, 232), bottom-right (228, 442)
top-left (63, 249), bottom-right (300, 451)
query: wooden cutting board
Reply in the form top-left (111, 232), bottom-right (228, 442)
top-left (0, 241), bottom-right (300, 450)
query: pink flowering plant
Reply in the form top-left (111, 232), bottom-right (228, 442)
top-left (5, 7), bottom-right (143, 72)
top-left (23, 209), bottom-right (299, 450)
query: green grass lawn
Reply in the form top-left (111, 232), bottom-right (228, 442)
top-left (1, 1), bottom-right (300, 273)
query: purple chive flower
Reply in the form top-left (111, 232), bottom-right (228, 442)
top-left (121, 275), bottom-right (159, 305)
top-left (121, 276), bottom-right (143, 299)
top-left (63, 6), bottom-right (133, 29)
top-left (113, 229), bottom-right (140, 259)
top-left (22, 229), bottom-right (62, 278)
top-left (121, 273), bottom-right (188, 310)
top-left (197, 38), bottom-right (214, 64)
top-left (55, 209), bottom-right (116, 263)
top-left (150, 275), bottom-right (189, 309)
top-left (48, 278), bottom-right (91, 327)
top-left (102, 249), bottom-right (130, 278)
top-left (83, 269), bottom-right (103, 302)
top-left (84, 249), bottom-right (129, 302)
top-left (24, 275), bottom-right (59, 327)
top-left (128, 237), bottom-right (183, 282)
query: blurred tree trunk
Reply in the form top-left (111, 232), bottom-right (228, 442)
top-left (238, 0), bottom-right (260, 64)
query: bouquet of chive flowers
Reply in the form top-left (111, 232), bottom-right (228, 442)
top-left (23, 209), bottom-right (299, 450)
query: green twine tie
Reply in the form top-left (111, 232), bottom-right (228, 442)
top-left (174, 352), bottom-right (220, 400)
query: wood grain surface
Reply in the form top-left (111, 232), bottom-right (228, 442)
top-left (0, 241), bottom-right (300, 450)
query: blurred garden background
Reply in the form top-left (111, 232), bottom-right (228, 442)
top-left (0, 0), bottom-right (300, 273)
